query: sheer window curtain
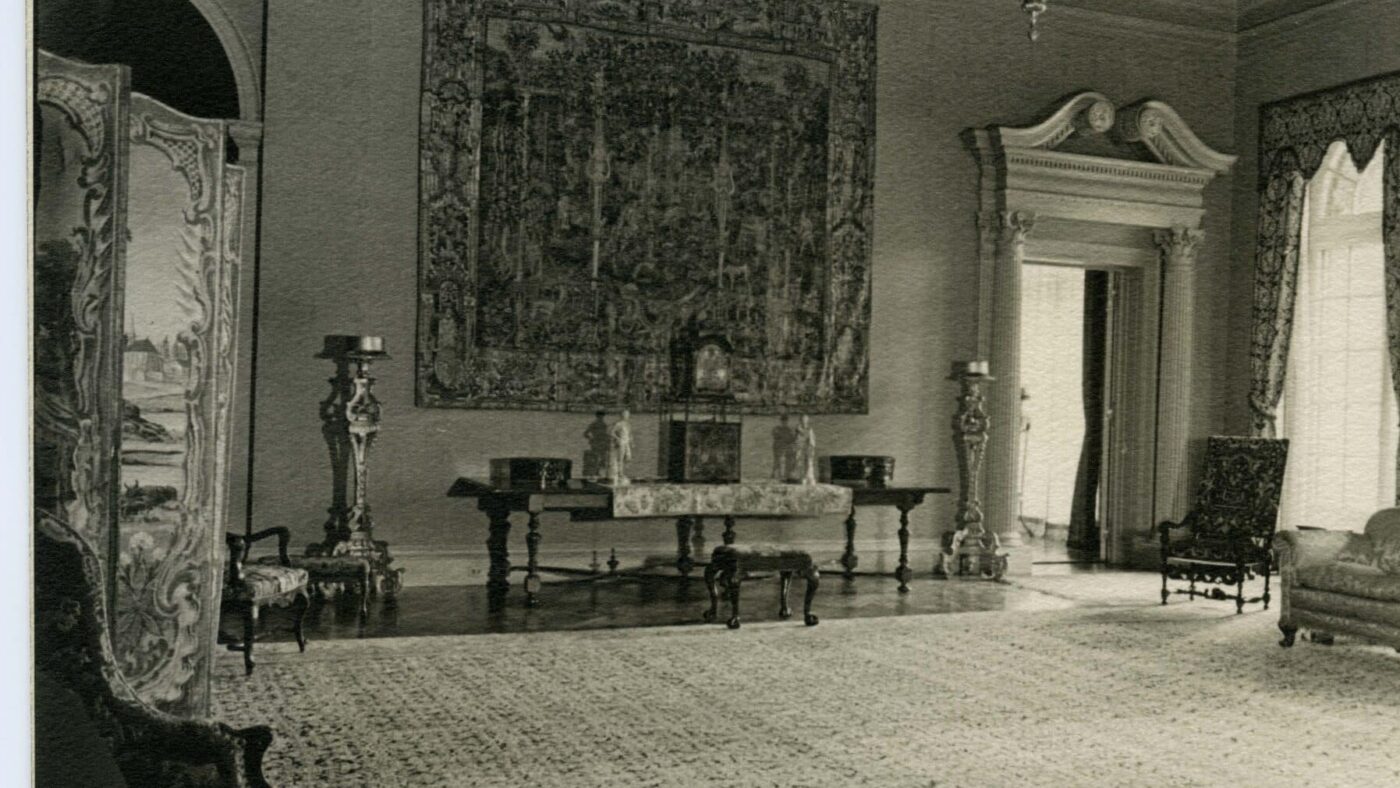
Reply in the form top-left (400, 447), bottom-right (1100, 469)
top-left (1279, 142), bottom-right (1394, 531)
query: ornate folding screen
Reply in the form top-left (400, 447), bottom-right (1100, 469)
top-left (1249, 72), bottom-right (1400, 494)
top-left (418, 0), bottom-right (877, 413)
top-left (34, 50), bottom-right (246, 718)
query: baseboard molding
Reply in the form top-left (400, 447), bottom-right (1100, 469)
top-left (247, 538), bottom-right (949, 588)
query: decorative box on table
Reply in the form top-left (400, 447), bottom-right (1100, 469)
top-left (490, 457), bottom-right (572, 488)
top-left (661, 317), bottom-right (742, 483)
top-left (822, 455), bottom-right (896, 487)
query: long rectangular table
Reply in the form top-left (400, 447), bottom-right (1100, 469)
top-left (447, 478), bottom-right (950, 606)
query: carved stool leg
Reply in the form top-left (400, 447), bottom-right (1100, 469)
top-left (692, 517), bottom-right (706, 560)
top-left (243, 605), bottom-right (258, 676)
top-left (803, 567), bottom-right (820, 626)
top-left (1278, 622), bottom-right (1297, 648)
top-left (1235, 566), bottom-right (1246, 615)
top-left (778, 571), bottom-right (793, 619)
top-left (703, 562), bottom-right (721, 623)
top-left (676, 516), bottom-right (694, 576)
top-left (293, 591), bottom-right (309, 653)
top-left (726, 569), bottom-right (742, 629)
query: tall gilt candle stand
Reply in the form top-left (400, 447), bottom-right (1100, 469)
top-left (307, 343), bottom-right (404, 605)
top-left (938, 363), bottom-right (1008, 580)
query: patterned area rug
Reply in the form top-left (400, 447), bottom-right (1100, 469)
top-left (213, 605), bottom-right (1400, 787)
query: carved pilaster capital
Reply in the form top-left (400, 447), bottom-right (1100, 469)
top-left (998, 210), bottom-right (1037, 247)
top-left (1153, 226), bottom-right (1204, 269)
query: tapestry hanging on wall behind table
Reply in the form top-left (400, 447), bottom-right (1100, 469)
top-left (418, 0), bottom-right (876, 413)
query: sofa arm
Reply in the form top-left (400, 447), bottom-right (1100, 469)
top-left (1273, 529), bottom-right (1369, 570)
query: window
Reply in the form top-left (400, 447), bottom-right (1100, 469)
top-left (1282, 140), bottom-right (1392, 532)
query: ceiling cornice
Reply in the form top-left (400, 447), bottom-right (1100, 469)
top-left (1237, 0), bottom-right (1339, 31)
top-left (1054, 0), bottom-right (1355, 37)
top-left (1056, 0), bottom-right (1237, 33)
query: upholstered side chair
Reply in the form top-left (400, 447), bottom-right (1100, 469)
top-left (221, 527), bottom-right (310, 675)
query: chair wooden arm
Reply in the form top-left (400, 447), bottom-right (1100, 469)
top-left (244, 526), bottom-right (292, 566)
top-left (1158, 514), bottom-right (1195, 543)
top-left (224, 527), bottom-right (292, 589)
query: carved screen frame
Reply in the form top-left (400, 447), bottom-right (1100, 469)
top-left (34, 51), bottom-right (131, 608)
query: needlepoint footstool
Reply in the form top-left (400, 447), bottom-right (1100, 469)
top-left (703, 544), bottom-right (820, 629)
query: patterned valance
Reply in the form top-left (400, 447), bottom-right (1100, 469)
top-left (1259, 71), bottom-right (1400, 185)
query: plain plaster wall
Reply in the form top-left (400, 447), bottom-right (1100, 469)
top-left (1227, 0), bottom-right (1400, 443)
top-left (248, 0), bottom-right (1239, 580)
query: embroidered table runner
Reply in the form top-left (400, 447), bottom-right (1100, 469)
top-left (606, 482), bottom-right (852, 518)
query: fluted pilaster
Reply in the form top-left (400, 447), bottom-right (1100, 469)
top-left (1153, 226), bottom-right (1204, 528)
top-left (983, 210), bottom-right (1035, 572)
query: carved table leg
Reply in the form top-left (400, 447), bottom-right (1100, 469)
top-left (778, 571), bottom-right (793, 619)
top-left (485, 505), bottom-right (512, 601)
top-left (692, 517), bottom-right (706, 562)
top-left (676, 516), bottom-right (695, 575)
top-left (726, 570), bottom-right (742, 629)
top-left (1278, 622), bottom-right (1297, 647)
top-left (803, 567), bottom-right (820, 626)
top-left (841, 505), bottom-right (858, 580)
top-left (722, 515), bottom-right (737, 546)
top-left (895, 505), bottom-right (913, 593)
top-left (703, 562), bottom-right (721, 623)
top-left (524, 512), bottom-right (542, 608)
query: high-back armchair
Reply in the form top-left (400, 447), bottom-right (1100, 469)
top-left (35, 516), bottom-right (272, 787)
top-left (1159, 436), bottom-right (1289, 613)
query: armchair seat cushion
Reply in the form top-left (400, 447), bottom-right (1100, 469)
top-left (254, 553), bottom-right (370, 580)
top-left (233, 564), bottom-right (309, 602)
top-left (1296, 562), bottom-right (1400, 603)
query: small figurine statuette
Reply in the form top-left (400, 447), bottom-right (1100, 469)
top-left (608, 408), bottom-right (634, 486)
top-left (797, 415), bottom-right (817, 485)
top-left (771, 414), bottom-right (797, 481)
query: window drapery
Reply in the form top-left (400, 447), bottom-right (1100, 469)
top-left (1250, 73), bottom-right (1400, 498)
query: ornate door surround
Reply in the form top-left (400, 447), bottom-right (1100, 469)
top-left (964, 92), bottom-right (1236, 570)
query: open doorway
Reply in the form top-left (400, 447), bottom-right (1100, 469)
top-left (1019, 263), bottom-right (1110, 565)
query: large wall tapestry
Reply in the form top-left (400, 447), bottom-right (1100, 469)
top-left (419, 0), bottom-right (877, 413)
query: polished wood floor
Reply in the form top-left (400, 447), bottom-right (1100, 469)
top-left (258, 540), bottom-right (1113, 643)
